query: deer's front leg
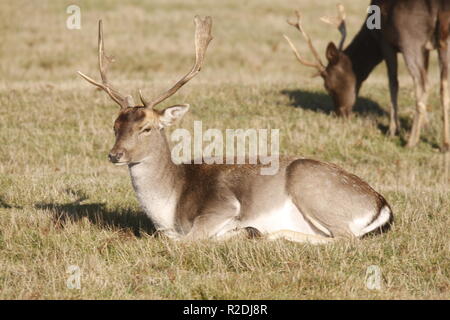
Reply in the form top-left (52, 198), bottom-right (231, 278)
top-left (382, 44), bottom-right (400, 137)
top-left (404, 49), bottom-right (429, 148)
top-left (438, 29), bottom-right (450, 152)
top-left (267, 230), bottom-right (336, 244)
top-left (183, 197), bottom-right (240, 241)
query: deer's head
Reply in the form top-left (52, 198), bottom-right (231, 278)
top-left (285, 4), bottom-right (356, 117)
top-left (78, 16), bottom-right (213, 165)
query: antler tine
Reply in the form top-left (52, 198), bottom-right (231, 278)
top-left (285, 10), bottom-right (325, 72)
top-left (78, 20), bottom-right (134, 109)
top-left (320, 3), bottom-right (347, 50)
top-left (283, 35), bottom-right (323, 70)
top-left (140, 15), bottom-right (213, 109)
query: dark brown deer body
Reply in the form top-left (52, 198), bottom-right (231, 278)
top-left (286, 0), bottom-right (450, 151)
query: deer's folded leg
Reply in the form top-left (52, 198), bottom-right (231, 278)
top-left (266, 230), bottom-right (335, 244)
top-left (183, 196), bottom-right (240, 241)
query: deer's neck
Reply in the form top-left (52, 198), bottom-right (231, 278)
top-left (128, 131), bottom-right (185, 231)
top-left (344, 26), bottom-right (384, 93)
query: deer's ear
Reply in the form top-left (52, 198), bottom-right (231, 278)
top-left (159, 104), bottom-right (190, 128)
top-left (326, 42), bottom-right (340, 63)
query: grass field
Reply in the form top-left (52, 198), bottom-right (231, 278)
top-left (0, 0), bottom-right (449, 299)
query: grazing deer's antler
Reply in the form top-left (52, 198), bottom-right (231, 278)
top-left (284, 10), bottom-right (325, 73)
top-left (321, 3), bottom-right (347, 50)
top-left (78, 20), bottom-right (135, 109)
top-left (139, 15), bottom-right (213, 109)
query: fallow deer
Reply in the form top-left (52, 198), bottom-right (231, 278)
top-left (285, 1), bottom-right (450, 151)
top-left (78, 16), bottom-right (393, 244)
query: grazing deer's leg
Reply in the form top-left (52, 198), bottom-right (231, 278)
top-left (438, 32), bottom-right (450, 152)
top-left (423, 50), bottom-right (430, 124)
top-left (382, 45), bottom-right (400, 137)
top-left (266, 230), bottom-right (335, 244)
top-left (407, 82), bottom-right (427, 148)
top-left (404, 49), bottom-right (429, 148)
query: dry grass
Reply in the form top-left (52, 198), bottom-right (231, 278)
top-left (0, 0), bottom-right (448, 299)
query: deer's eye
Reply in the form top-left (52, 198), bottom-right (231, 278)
top-left (141, 127), bottom-right (152, 134)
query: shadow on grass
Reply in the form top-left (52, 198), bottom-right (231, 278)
top-left (0, 195), bottom-right (22, 209)
top-left (0, 197), bottom-right (12, 208)
top-left (35, 189), bottom-right (155, 237)
top-left (281, 89), bottom-right (387, 116)
top-left (280, 89), bottom-right (418, 144)
top-left (377, 116), bottom-right (413, 147)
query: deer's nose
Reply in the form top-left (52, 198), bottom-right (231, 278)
top-left (108, 152), bottom-right (124, 163)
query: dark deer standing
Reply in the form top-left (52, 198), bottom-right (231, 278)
top-left (285, 0), bottom-right (450, 151)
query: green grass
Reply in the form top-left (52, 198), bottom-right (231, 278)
top-left (0, 0), bottom-right (448, 299)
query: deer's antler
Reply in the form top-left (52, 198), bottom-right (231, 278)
top-left (320, 3), bottom-right (347, 51)
top-left (78, 20), bottom-right (135, 109)
top-left (284, 10), bottom-right (325, 73)
top-left (139, 15), bottom-right (213, 109)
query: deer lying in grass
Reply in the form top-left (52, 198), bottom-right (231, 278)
top-left (78, 16), bottom-right (393, 244)
top-left (285, 1), bottom-right (450, 151)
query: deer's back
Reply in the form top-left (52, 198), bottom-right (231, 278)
top-left (376, 0), bottom-right (450, 50)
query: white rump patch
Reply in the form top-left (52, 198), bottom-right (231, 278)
top-left (350, 206), bottom-right (392, 237)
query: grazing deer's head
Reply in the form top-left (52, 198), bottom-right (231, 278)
top-left (284, 4), bottom-right (356, 117)
top-left (78, 17), bottom-right (213, 165)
